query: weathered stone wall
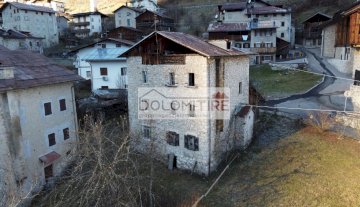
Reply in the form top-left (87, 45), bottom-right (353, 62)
top-left (127, 55), bottom-right (251, 175)
top-left (321, 24), bottom-right (336, 58)
top-left (0, 83), bottom-right (78, 206)
top-left (327, 58), bottom-right (353, 74)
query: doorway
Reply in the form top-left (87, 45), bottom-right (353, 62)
top-left (44, 165), bottom-right (53, 182)
top-left (168, 153), bottom-right (177, 170)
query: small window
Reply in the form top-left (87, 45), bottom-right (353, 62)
top-left (184, 135), bottom-right (199, 151)
top-left (44, 102), bottom-right (52, 116)
top-left (166, 131), bottom-right (179, 146)
top-left (86, 71), bottom-right (91, 78)
top-left (100, 68), bottom-right (108, 76)
top-left (59, 99), bottom-right (66, 111)
top-left (48, 133), bottom-right (56, 146)
top-left (121, 67), bottom-right (127, 76)
top-left (101, 86), bottom-right (109, 89)
top-left (127, 19), bottom-right (131, 27)
top-left (143, 126), bottom-right (151, 140)
top-left (282, 13), bottom-right (285, 16)
top-left (101, 44), bottom-right (106, 48)
top-left (188, 73), bottom-right (195, 86)
top-left (281, 33), bottom-right (285, 38)
top-left (239, 82), bottom-right (242, 94)
top-left (247, 14), bottom-right (251, 18)
top-left (142, 71), bottom-right (148, 83)
top-left (63, 128), bottom-right (70, 140)
top-left (169, 72), bottom-right (176, 85)
top-left (281, 22), bottom-right (285, 27)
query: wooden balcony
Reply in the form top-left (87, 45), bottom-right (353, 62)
top-left (142, 54), bottom-right (186, 65)
top-left (73, 22), bottom-right (90, 27)
top-left (250, 47), bottom-right (277, 54)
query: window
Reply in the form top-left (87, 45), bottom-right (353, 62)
top-left (354, 70), bottom-right (360, 86)
top-left (86, 71), bottom-right (91, 78)
top-left (247, 14), bottom-right (251, 18)
top-left (243, 43), bottom-right (250, 48)
top-left (189, 104), bottom-right (195, 117)
top-left (142, 126), bottom-right (151, 139)
top-left (239, 82), bottom-right (242, 94)
top-left (188, 73), bottom-right (195, 86)
top-left (48, 133), bottom-right (56, 146)
top-left (36, 41), bottom-right (40, 47)
top-left (169, 72), bottom-right (175, 85)
top-left (91, 17), bottom-right (94, 22)
top-left (281, 22), bottom-right (285, 27)
top-left (142, 71), bottom-right (148, 83)
top-left (44, 165), bottom-right (53, 181)
top-left (63, 128), bottom-right (70, 140)
top-left (166, 131), bottom-right (179, 146)
top-left (44, 102), bottom-right (52, 116)
top-left (184, 135), bottom-right (199, 151)
top-left (101, 44), bottom-right (106, 48)
top-left (59, 99), bottom-right (66, 111)
top-left (127, 19), bottom-right (131, 26)
top-left (100, 68), bottom-right (108, 76)
top-left (101, 86), bottom-right (109, 89)
top-left (121, 67), bottom-right (127, 76)
top-left (281, 33), bottom-right (285, 38)
top-left (273, 14), bottom-right (277, 17)
top-left (216, 120), bottom-right (224, 132)
top-left (282, 13), bottom-right (285, 16)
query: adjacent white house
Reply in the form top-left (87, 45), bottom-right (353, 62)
top-left (71, 38), bottom-right (134, 88)
top-left (85, 47), bottom-right (130, 91)
top-left (71, 11), bottom-right (107, 38)
top-left (0, 2), bottom-right (59, 48)
top-left (121, 31), bottom-right (254, 176)
top-left (113, 5), bottom-right (143, 28)
top-left (130, 0), bottom-right (158, 12)
top-left (0, 45), bottom-right (82, 206)
top-left (0, 28), bottom-right (44, 53)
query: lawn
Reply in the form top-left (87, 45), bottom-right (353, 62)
top-left (250, 64), bottom-right (323, 100)
top-left (156, 114), bottom-right (360, 207)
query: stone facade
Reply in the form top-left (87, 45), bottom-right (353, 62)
top-left (0, 83), bottom-right (78, 206)
top-left (127, 54), bottom-right (253, 175)
top-left (321, 24), bottom-right (336, 58)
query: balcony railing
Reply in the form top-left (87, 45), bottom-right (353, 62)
top-left (250, 20), bottom-right (276, 29)
top-left (75, 29), bottom-right (90, 34)
top-left (73, 22), bottom-right (90, 27)
top-left (250, 47), bottom-right (277, 54)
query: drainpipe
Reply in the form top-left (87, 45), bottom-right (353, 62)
top-left (207, 58), bottom-right (212, 176)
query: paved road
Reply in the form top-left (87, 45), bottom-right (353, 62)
top-left (266, 47), bottom-right (353, 117)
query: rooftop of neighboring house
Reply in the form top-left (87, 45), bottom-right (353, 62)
top-left (135, 9), bottom-right (173, 20)
top-left (69, 38), bottom-right (135, 53)
top-left (219, 0), bottom-right (272, 12)
top-left (0, 2), bottom-right (55, 13)
top-left (0, 29), bottom-right (44, 40)
top-left (84, 47), bottom-right (129, 62)
top-left (0, 46), bottom-right (82, 92)
top-left (113, 5), bottom-right (144, 13)
top-left (121, 31), bottom-right (249, 58)
top-left (71, 11), bottom-right (107, 18)
top-left (321, 1), bottom-right (360, 27)
top-left (302, 12), bottom-right (332, 24)
top-left (208, 22), bottom-right (250, 32)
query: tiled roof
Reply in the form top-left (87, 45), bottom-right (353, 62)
top-left (248, 6), bottom-right (289, 14)
top-left (0, 46), bottom-right (83, 92)
top-left (0, 2), bottom-right (55, 13)
top-left (121, 31), bottom-right (248, 58)
top-left (208, 22), bottom-right (250, 32)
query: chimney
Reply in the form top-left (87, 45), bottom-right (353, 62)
top-left (0, 67), bottom-right (15, 79)
top-left (90, 0), bottom-right (97, 12)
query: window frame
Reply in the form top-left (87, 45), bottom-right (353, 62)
top-left (44, 102), bottom-right (52, 116)
top-left (63, 128), bottom-right (70, 140)
top-left (166, 131), bottom-right (179, 146)
top-left (48, 133), bottom-right (56, 146)
top-left (59, 99), bottom-right (66, 111)
top-left (184, 135), bottom-right (199, 151)
top-left (100, 67), bottom-right (108, 76)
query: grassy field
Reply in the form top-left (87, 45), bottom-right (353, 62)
top-left (250, 64), bottom-right (323, 100)
top-left (155, 115), bottom-right (360, 207)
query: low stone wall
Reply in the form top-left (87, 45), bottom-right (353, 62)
top-left (327, 58), bottom-right (353, 74)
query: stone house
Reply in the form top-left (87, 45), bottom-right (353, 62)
top-left (113, 5), bottom-right (143, 29)
top-left (121, 31), bottom-right (254, 175)
top-left (0, 45), bottom-right (82, 206)
top-left (0, 28), bottom-right (44, 53)
top-left (301, 12), bottom-right (332, 48)
top-left (0, 2), bottom-right (59, 48)
top-left (321, 1), bottom-right (360, 75)
top-left (208, 0), bottom-right (294, 63)
top-left (70, 38), bottom-right (134, 86)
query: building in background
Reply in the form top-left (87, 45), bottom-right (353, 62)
top-left (136, 10), bottom-right (174, 35)
top-left (130, 0), bottom-right (158, 12)
top-left (0, 2), bottom-right (59, 47)
top-left (107, 26), bottom-right (144, 42)
top-left (70, 38), bottom-right (134, 82)
top-left (57, 15), bottom-right (69, 36)
top-left (113, 5), bottom-right (143, 29)
top-left (302, 12), bottom-right (332, 48)
top-left (0, 45), bottom-right (82, 206)
top-left (121, 31), bottom-right (254, 176)
top-left (71, 11), bottom-right (107, 38)
top-left (0, 28), bottom-right (44, 52)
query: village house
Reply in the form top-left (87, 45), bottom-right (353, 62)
top-left (130, 0), bottom-right (159, 12)
top-left (121, 31), bottom-right (254, 175)
top-left (107, 26), bottom-right (144, 42)
top-left (56, 15), bottom-right (68, 36)
top-left (208, 0), bottom-right (294, 64)
top-left (71, 11), bottom-right (107, 38)
top-left (321, 1), bottom-right (360, 75)
top-left (136, 10), bottom-right (175, 35)
top-left (0, 45), bottom-right (82, 206)
top-left (301, 12), bottom-right (332, 48)
top-left (71, 38), bottom-right (134, 85)
top-left (113, 5), bottom-right (143, 29)
top-left (0, 28), bottom-right (44, 52)
top-left (0, 2), bottom-right (59, 47)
